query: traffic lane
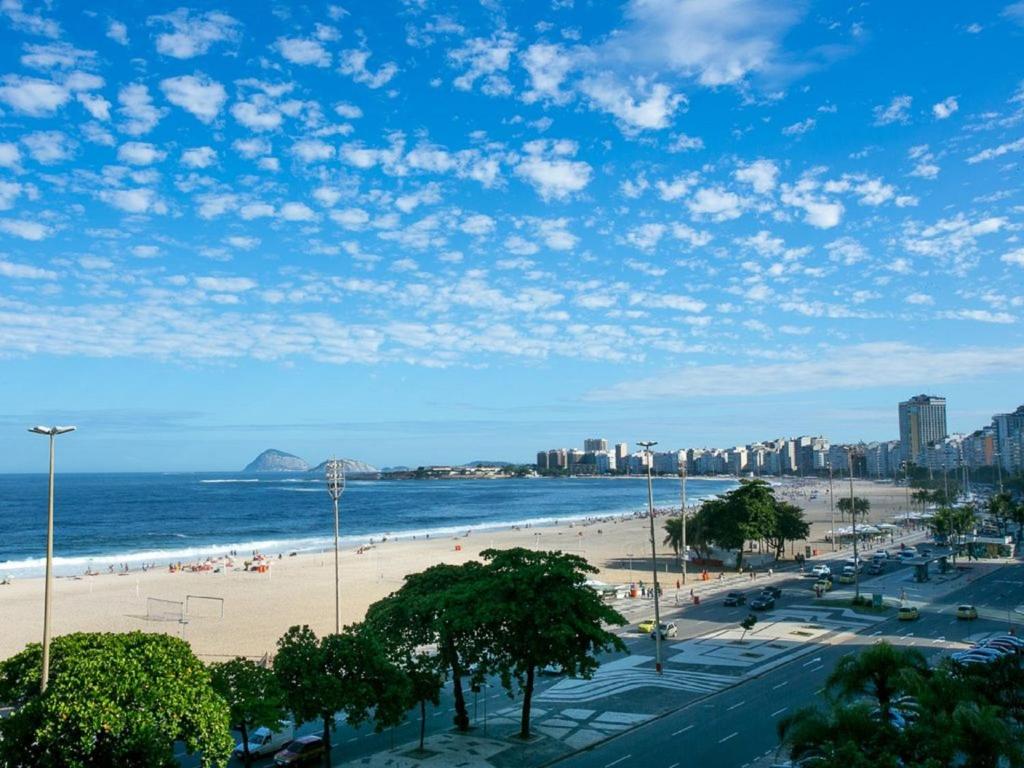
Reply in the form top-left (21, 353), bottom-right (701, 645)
top-left (555, 570), bottom-right (1020, 768)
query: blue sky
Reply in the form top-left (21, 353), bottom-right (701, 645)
top-left (0, 0), bottom-right (1023, 471)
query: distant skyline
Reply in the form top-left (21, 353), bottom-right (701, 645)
top-left (1, 2), bottom-right (1023, 471)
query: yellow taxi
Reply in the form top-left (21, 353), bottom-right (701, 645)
top-left (956, 604), bottom-right (978, 620)
top-left (838, 573), bottom-right (856, 584)
top-left (898, 606), bottom-right (919, 621)
top-left (637, 619), bottom-right (656, 634)
top-left (815, 579), bottom-right (833, 592)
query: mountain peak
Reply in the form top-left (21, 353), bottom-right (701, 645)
top-left (242, 449), bottom-right (309, 473)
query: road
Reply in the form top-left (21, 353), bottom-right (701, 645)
top-left (550, 559), bottom-right (1024, 768)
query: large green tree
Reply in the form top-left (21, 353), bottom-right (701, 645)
top-left (0, 632), bottom-right (233, 768)
top-left (836, 496), bottom-right (871, 522)
top-left (826, 641), bottom-right (926, 721)
top-left (478, 548), bottom-right (626, 740)
top-left (273, 625), bottom-right (410, 768)
top-left (364, 562), bottom-right (490, 732)
top-left (930, 505), bottom-right (976, 563)
top-left (208, 657), bottom-right (286, 766)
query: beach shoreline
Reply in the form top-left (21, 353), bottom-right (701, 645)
top-left (0, 478), bottom-right (918, 662)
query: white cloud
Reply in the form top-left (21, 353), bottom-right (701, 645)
top-left (339, 49), bottom-right (399, 89)
top-left (1002, 248), bottom-right (1024, 267)
top-left (591, 342), bottom-right (1024, 400)
top-left (330, 208), bottom-right (370, 229)
top-left (230, 96), bottom-right (283, 131)
top-left (448, 31), bottom-right (516, 95)
top-left (515, 139), bottom-right (593, 201)
top-left (132, 245), bottom-right (160, 258)
top-left (181, 146), bottom-right (217, 168)
top-left (100, 187), bottom-right (158, 214)
top-left (0, 142), bottom-right (21, 168)
top-left (873, 95), bottom-right (912, 126)
top-left (280, 202), bottom-right (316, 221)
top-left (233, 137), bottom-right (271, 158)
top-left (118, 84), bottom-right (166, 135)
top-left (687, 186), bottom-right (746, 220)
top-left (22, 130), bottom-right (74, 164)
top-left (1, 0), bottom-right (60, 38)
top-left (0, 75), bottom-right (68, 115)
top-left (148, 9), bottom-right (240, 59)
top-left (906, 293), bottom-right (934, 305)
top-left (932, 96), bottom-right (958, 119)
top-left (938, 309), bottom-right (1015, 324)
top-left (655, 173), bottom-right (699, 200)
top-left (625, 223), bottom-right (667, 251)
top-left (20, 42), bottom-right (96, 70)
top-left (117, 141), bottom-right (166, 166)
top-left (521, 42), bottom-right (574, 104)
top-left (226, 236), bottom-right (260, 250)
top-left (782, 117), bottom-right (815, 135)
top-left (825, 236), bottom-right (868, 265)
top-left (967, 137), bottom-right (1024, 164)
top-left (669, 133), bottom-right (704, 152)
top-left (239, 202), bottom-right (275, 220)
top-left (160, 73), bottom-right (227, 123)
top-left (460, 214), bottom-right (495, 236)
top-left (1003, 2), bottom-right (1024, 26)
top-left (195, 276), bottom-right (257, 292)
top-left (0, 218), bottom-right (52, 240)
top-left (77, 92), bottom-right (110, 120)
top-left (604, 0), bottom-right (806, 87)
top-left (334, 102), bottom-right (363, 119)
top-left (734, 159), bottom-right (779, 194)
top-left (107, 19), bottom-right (128, 45)
top-left (275, 37), bottom-right (331, 67)
top-left (0, 257), bottom-right (56, 279)
top-left (292, 139), bottom-right (335, 163)
top-left (579, 75), bottom-right (683, 131)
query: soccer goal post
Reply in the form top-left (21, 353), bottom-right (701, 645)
top-left (186, 594), bottom-right (225, 620)
top-left (146, 597), bottom-right (184, 622)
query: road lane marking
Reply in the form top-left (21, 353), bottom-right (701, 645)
top-left (815, 688), bottom-right (825, 695)
top-left (808, 665), bottom-right (823, 673)
top-left (771, 707), bottom-right (788, 717)
top-left (802, 657), bottom-right (822, 667)
top-left (727, 700), bottom-right (745, 711)
top-left (672, 725), bottom-right (694, 736)
top-left (605, 755), bottom-right (631, 768)
top-left (668, 763), bottom-right (680, 768)
top-left (772, 681), bottom-right (788, 690)
top-left (719, 732), bottom-right (739, 744)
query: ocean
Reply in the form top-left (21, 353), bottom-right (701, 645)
top-left (0, 473), bottom-right (737, 578)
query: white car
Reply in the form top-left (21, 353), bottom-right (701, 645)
top-left (651, 622), bottom-right (678, 639)
top-left (235, 721), bottom-right (295, 759)
top-left (811, 564), bottom-right (831, 577)
top-left (898, 550), bottom-right (916, 560)
top-left (873, 550), bottom-right (890, 560)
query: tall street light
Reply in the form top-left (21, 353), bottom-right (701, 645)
top-left (638, 441), bottom-right (663, 675)
top-left (847, 448), bottom-right (860, 602)
top-left (678, 457), bottom-right (688, 586)
top-left (325, 459), bottom-right (346, 634)
top-left (827, 460), bottom-right (836, 552)
top-left (28, 425), bottom-right (76, 692)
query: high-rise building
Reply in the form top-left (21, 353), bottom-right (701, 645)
top-left (899, 394), bottom-right (947, 465)
top-left (536, 451), bottom-right (549, 470)
top-left (993, 404), bottom-right (1024, 473)
top-left (614, 443), bottom-right (630, 468)
top-left (584, 437), bottom-right (608, 452)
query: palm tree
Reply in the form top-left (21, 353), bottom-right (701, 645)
top-left (778, 702), bottom-right (895, 767)
top-left (826, 641), bottom-right (926, 720)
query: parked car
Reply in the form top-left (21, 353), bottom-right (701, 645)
top-left (750, 595), bottom-right (775, 611)
top-left (811, 564), bottom-right (831, 577)
top-left (953, 648), bottom-right (1003, 664)
top-left (274, 736), bottom-right (326, 766)
top-left (978, 639), bottom-right (1018, 655)
top-left (637, 619), bottom-right (656, 634)
top-left (723, 592), bottom-right (746, 606)
top-left (651, 622), bottom-right (678, 639)
top-left (235, 721), bottom-right (294, 759)
top-left (956, 604), bottom-right (978, 620)
top-left (760, 586), bottom-right (783, 599)
top-left (987, 634), bottom-right (1024, 650)
top-left (898, 606), bottom-right (919, 621)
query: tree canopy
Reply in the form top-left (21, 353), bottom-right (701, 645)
top-left (208, 657), bottom-right (285, 766)
top-left (0, 631), bottom-right (233, 768)
top-left (478, 548), bottom-right (626, 739)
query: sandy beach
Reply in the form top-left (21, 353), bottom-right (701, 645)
top-left (0, 478), bottom-right (918, 662)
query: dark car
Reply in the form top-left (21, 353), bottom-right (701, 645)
top-left (760, 586), bottom-right (782, 599)
top-left (275, 736), bottom-right (326, 766)
top-left (723, 592), bottom-right (746, 606)
top-left (750, 595), bottom-right (775, 611)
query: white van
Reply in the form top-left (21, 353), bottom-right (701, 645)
top-left (234, 720), bottom-right (295, 759)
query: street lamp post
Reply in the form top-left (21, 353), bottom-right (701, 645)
top-left (638, 441), bottom-right (663, 675)
top-left (847, 449), bottom-right (860, 602)
top-left (678, 458), bottom-right (687, 586)
top-left (325, 459), bottom-right (346, 634)
top-left (28, 425), bottom-right (76, 692)
top-left (827, 460), bottom-right (836, 552)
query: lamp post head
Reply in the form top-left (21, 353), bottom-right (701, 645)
top-left (326, 458), bottom-right (346, 501)
top-left (28, 426), bottom-right (76, 436)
